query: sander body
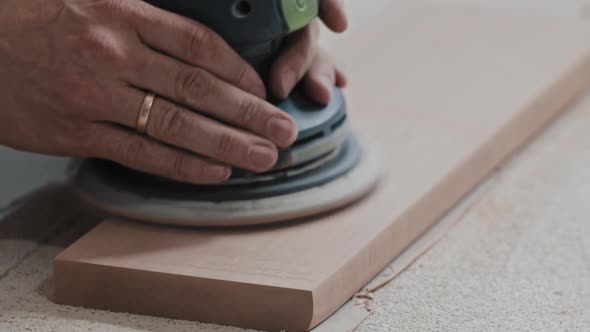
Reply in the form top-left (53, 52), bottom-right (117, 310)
top-left (72, 0), bottom-right (381, 227)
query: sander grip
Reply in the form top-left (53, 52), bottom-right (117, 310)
top-left (144, 0), bottom-right (319, 81)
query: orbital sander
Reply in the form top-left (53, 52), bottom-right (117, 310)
top-left (71, 0), bottom-right (381, 227)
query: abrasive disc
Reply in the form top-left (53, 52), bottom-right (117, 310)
top-left (71, 137), bottom-right (381, 227)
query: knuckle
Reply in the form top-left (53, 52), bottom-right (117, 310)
top-left (237, 98), bottom-right (260, 128)
top-left (174, 67), bottom-right (210, 102)
top-left (235, 64), bottom-right (250, 86)
top-left (101, 0), bottom-right (124, 16)
top-left (309, 19), bottom-right (320, 35)
top-left (190, 164), bottom-right (210, 183)
top-left (294, 27), bottom-right (317, 58)
top-left (298, 39), bottom-right (313, 58)
top-left (215, 133), bottom-right (236, 158)
top-left (80, 29), bottom-right (128, 65)
top-left (121, 139), bottom-right (146, 166)
top-left (185, 24), bottom-right (211, 59)
top-left (155, 104), bottom-right (188, 138)
top-left (170, 154), bottom-right (191, 181)
top-left (98, 0), bottom-right (136, 18)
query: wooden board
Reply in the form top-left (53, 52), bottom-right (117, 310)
top-left (53, 4), bottom-right (590, 332)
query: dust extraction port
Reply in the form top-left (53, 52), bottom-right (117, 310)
top-left (232, 0), bottom-right (252, 18)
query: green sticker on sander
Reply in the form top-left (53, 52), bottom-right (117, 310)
top-left (280, 0), bottom-right (319, 32)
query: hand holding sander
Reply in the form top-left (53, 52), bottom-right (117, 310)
top-left (71, 0), bottom-right (381, 227)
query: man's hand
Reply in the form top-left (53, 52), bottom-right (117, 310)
top-left (270, 0), bottom-right (348, 104)
top-left (0, 0), bottom-right (300, 184)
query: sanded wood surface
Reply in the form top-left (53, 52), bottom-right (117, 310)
top-left (53, 4), bottom-right (590, 332)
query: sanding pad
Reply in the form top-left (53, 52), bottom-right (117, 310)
top-left (70, 137), bottom-right (381, 227)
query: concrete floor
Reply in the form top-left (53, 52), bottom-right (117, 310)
top-left (2, 1), bottom-right (590, 331)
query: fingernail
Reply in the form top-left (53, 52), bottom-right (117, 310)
top-left (249, 145), bottom-right (277, 171)
top-left (206, 165), bottom-right (231, 182)
top-left (268, 117), bottom-right (297, 146)
top-left (281, 70), bottom-right (298, 98)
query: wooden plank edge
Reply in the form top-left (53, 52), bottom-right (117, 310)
top-left (53, 258), bottom-right (315, 332)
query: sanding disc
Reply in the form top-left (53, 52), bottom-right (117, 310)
top-left (70, 137), bottom-right (382, 227)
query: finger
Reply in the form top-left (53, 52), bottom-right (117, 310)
top-left (319, 49), bottom-right (348, 87)
top-left (131, 1), bottom-right (266, 98)
top-left (111, 88), bottom-right (280, 172)
top-left (303, 54), bottom-right (337, 105)
top-left (147, 98), bottom-right (279, 172)
top-left (335, 66), bottom-right (348, 87)
top-left (126, 49), bottom-right (297, 148)
top-left (320, 0), bottom-right (348, 33)
top-left (89, 123), bottom-right (231, 185)
top-left (269, 20), bottom-right (320, 99)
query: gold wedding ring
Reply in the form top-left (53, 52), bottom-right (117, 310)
top-left (137, 92), bottom-right (155, 134)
